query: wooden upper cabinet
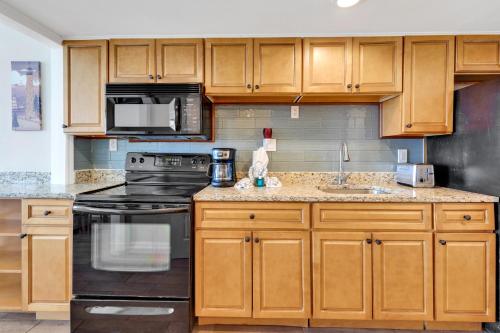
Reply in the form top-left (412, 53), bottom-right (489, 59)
top-left (22, 226), bottom-right (71, 312)
top-left (312, 232), bottom-right (372, 320)
top-left (205, 39), bottom-right (253, 94)
top-left (254, 38), bottom-right (302, 94)
top-left (195, 230), bottom-right (252, 318)
top-left (456, 35), bottom-right (500, 73)
top-left (381, 36), bottom-right (454, 136)
top-left (253, 231), bottom-right (310, 319)
top-left (63, 40), bottom-right (107, 134)
top-left (303, 38), bottom-right (352, 93)
top-left (435, 233), bottom-right (496, 323)
top-left (156, 39), bottom-right (203, 83)
top-left (352, 37), bottom-right (403, 93)
top-left (109, 39), bottom-right (156, 83)
top-left (372, 232), bottom-right (433, 321)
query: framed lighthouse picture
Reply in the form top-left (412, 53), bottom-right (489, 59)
top-left (11, 61), bottom-right (42, 131)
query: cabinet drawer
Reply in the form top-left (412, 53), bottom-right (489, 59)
top-left (313, 203), bottom-right (432, 231)
top-left (22, 199), bottom-right (73, 225)
top-left (434, 203), bottom-right (494, 231)
top-left (195, 202), bottom-right (310, 229)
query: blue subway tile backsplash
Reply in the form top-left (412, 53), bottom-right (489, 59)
top-left (74, 104), bottom-right (424, 172)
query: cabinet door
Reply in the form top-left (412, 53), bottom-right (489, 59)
top-left (254, 38), bottom-right (302, 94)
top-left (372, 232), bottom-right (433, 321)
top-left (456, 35), bottom-right (500, 73)
top-left (435, 233), bottom-right (496, 322)
top-left (156, 39), bottom-right (203, 83)
top-left (253, 231), bottom-right (310, 318)
top-left (22, 226), bottom-right (71, 312)
top-left (352, 37), bottom-right (403, 93)
top-left (63, 40), bottom-right (107, 134)
top-left (303, 38), bottom-right (352, 93)
top-left (204, 39), bottom-right (253, 94)
top-left (402, 36), bottom-right (454, 134)
top-left (195, 230), bottom-right (252, 317)
top-left (312, 232), bottom-right (372, 320)
top-left (109, 39), bottom-right (156, 83)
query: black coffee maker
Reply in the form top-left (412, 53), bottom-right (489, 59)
top-left (210, 148), bottom-right (236, 187)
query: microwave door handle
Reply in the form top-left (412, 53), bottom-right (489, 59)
top-left (73, 205), bottom-right (188, 215)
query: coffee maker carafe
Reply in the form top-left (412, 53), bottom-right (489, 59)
top-left (210, 148), bottom-right (236, 187)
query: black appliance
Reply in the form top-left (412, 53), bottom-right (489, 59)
top-left (71, 152), bottom-right (211, 333)
top-left (105, 83), bottom-right (212, 139)
top-left (210, 148), bottom-right (236, 187)
top-left (427, 78), bottom-right (499, 330)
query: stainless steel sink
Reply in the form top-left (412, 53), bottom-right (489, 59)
top-left (318, 186), bottom-right (391, 195)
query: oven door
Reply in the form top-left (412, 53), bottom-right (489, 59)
top-left (72, 202), bottom-right (191, 299)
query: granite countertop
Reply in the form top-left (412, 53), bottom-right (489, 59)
top-left (0, 182), bottom-right (123, 199)
top-left (194, 183), bottom-right (499, 203)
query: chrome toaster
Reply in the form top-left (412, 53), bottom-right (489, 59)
top-left (396, 164), bottom-right (435, 188)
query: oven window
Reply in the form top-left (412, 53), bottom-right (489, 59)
top-left (91, 222), bottom-right (171, 272)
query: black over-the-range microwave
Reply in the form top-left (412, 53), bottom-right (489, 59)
top-left (105, 83), bottom-right (212, 139)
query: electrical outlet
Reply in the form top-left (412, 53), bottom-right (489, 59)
top-left (109, 139), bottom-right (118, 152)
top-left (397, 149), bottom-right (408, 164)
top-left (263, 138), bottom-right (277, 152)
top-left (291, 106), bottom-right (300, 119)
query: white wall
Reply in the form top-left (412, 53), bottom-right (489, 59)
top-left (0, 22), bottom-right (52, 172)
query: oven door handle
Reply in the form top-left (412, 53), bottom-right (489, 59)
top-left (73, 205), bottom-right (189, 215)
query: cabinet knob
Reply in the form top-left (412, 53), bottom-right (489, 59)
top-left (148, 75), bottom-right (154, 80)
top-left (375, 239), bottom-right (382, 245)
top-left (254, 237), bottom-right (260, 243)
top-left (347, 83), bottom-right (352, 89)
top-left (62, 124), bottom-right (68, 129)
top-left (405, 123), bottom-right (413, 128)
top-left (157, 74), bottom-right (162, 80)
top-left (249, 214), bottom-right (255, 220)
top-left (463, 215), bottom-right (472, 221)
top-left (255, 85), bottom-right (260, 90)
top-left (244, 236), bottom-right (251, 243)
top-left (439, 240), bottom-right (447, 245)
top-left (355, 84), bottom-right (360, 89)
top-left (43, 210), bottom-right (51, 216)
top-left (19, 233), bottom-right (27, 239)
top-left (247, 84), bottom-right (252, 89)
top-left (366, 239), bottom-right (372, 244)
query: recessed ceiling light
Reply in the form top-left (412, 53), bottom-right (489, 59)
top-left (337, 0), bottom-right (360, 8)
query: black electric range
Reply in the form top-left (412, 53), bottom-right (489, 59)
top-left (71, 153), bottom-right (211, 333)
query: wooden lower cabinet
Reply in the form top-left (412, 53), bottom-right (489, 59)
top-left (312, 232), bottom-right (372, 320)
top-left (435, 233), bottom-right (496, 322)
top-left (253, 231), bottom-right (310, 319)
top-left (22, 225), bottom-right (72, 312)
top-left (372, 232), bottom-right (433, 321)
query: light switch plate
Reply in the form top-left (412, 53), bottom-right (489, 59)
top-left (291, 106), bottom-right (300, 119)
top-left (109, 139), bottom-right (118, 152)
top-left (397, 149), bottom-right (408, 164)
top-left (263, 138), bottom-right (277, 152)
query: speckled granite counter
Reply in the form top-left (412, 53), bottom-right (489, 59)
top-left (194, 183), bottom-right (498, 203)
top-left (0, 182), bottom-right (123, 199)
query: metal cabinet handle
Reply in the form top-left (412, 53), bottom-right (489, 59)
top-left (347, 83), bottom-right (352, 89)
top-left (148, 75), bottom-right (154, 80)
top-left (406, 123), bottom-right (413, 128)
top-left (366, 239), bottom-right (372, 244)
top-left (255, 85), bottom-right (260, 89)
top-left (62, 124), bottom-right (68, 129)
top-left (355, 84), bottom-right (360, 89)
top-left (439, 240), bottom-right (447, 245)
top-left (43, 210), bottom-right (51, 216)
top-left (244, 236), bottom-right (251, 243)
top-left (375, 239), bottom-right (382, 245)
top-left (254, 237), bottom-right (260, 243)
top-left (157, 74), bottom-right (162, 80)
top-left (247, 84), bottom-right (252, 89)
top-left (463, 215), bottom-right (472, 221)
top-left (249, 214), bottom-right (255, 220)
top-left (19, 233), bottom-right (27, 239)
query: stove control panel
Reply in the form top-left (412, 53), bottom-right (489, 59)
top-left (126, 152), bottom-right (211, 172)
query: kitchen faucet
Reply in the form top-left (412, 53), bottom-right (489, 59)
top-left (337, 142), bottom-right (350, 185)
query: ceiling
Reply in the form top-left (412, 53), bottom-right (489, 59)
top-left (2, 0), bottom-right (500, 40)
